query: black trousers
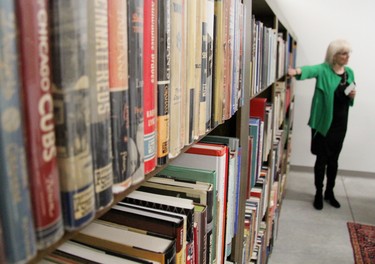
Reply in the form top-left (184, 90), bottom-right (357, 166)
top-left (311, 129), bottom-right (345, 194)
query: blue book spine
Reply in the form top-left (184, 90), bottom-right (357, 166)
top-left (50, 0), bottom-right (95, 230)
top-left (0, 0), bottom-right (37, 262)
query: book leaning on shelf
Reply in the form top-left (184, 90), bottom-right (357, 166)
top-left (73, 220), bottom-right (176, 264)
top-left (124, 190), bottom-right (195, 264)
top-left (16, 0), bottom-right (64, 249)
top-left (157, 165), bottom-right (218, 264)
top-left (87, 0), bottom-right (114, 211)
top-left (100, 203), bottom-right (185, 264)
top-left (45, 240), bottom-right (151, 264)
top-left (0, 1), bottom-right (37, 262)
top-left (50, 0), bottom-right (95, 230)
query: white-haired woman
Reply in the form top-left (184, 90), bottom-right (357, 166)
top-left (288, 39), bottom-right (357, 210)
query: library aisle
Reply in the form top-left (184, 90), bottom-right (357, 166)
top-left (268, 166), bottom-right (375, 264)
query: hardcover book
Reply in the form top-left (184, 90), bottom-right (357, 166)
top-left (108, 0), bottom-right (132, 193)
top-left (143, 0), bottom-right (157, 174)
top-left (16, 0), bottom-right (64, 249)
top-left (156, 0), bottom-right (171, 166)
top-left (101, 203), bottom-right (185, 264)
top-left (87, 0), bottom-right (114, 211)
top-left (74, 220), bottom-right (176, 264)
top-left (0, 1), bottom-right (37, 262)
top-left (50, 0), bottom-right (95, 230)
top-left (158, 165), bottom-right (217, 264)
top-left (127, 0), bottom-right (145, 184)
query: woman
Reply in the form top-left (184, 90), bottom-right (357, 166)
top-left (288, 39), bottom-right (357, 210)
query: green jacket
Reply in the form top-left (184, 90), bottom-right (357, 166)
top-left (296, 62), bottom-right (355, 136)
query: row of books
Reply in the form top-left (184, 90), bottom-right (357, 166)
top-left (0, 0), bottom-right (250, 263)
top-left (38, 137), bottom-right (242, 264)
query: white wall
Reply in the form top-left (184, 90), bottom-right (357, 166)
top-left (266, 0), bottom-right (375, 173)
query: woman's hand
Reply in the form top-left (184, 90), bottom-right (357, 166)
top-left (288, 67), bottom-right (301, 77)
top-left (348, 89), bottom-right (356, 99)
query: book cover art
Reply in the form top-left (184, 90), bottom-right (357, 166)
top-left (0, 1), bottom-right (37, 262)
top-left (108, 0), bottom-right (132, 193)
top-left (16, 0), bottom-right (64, 249)
top-left (127, 0), bottom-right (145, 184)
top-left (143, 0), bottom-right (157, 174)
top-left (156, 0), bottom-right (171, 165)
top-left (50, 0), bottom-right (95, 230)
top-left (87, 0), bottom-right (114, 211)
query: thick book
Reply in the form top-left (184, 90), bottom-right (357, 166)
top-left (127, 0), bottom-right (145, 184)
top-left (74, 220), bottom-right (176, 264)
top-left (200, 135), bottom-right (240, 258)
top-left (88, 0), bottom-right (114, 211)
top-left (0, 1), bottom-right (37, 262)
top-left (119, 202), bottom-right (188, 264)
top-left (49, 240), bottom-right (149, 264)
top-left (16, 0), bottom-right (64, 249)
top-left (108, 0), bottom-right (132, 193)
top-left (171, 143), bottom-right (229, 264)
top-left (143, 0), bottom-right (157, 174)
top-left (157, 165), bottom-right (217, 264)
top-left (50, 0), bottom-right (95, 230)
top-left (169, 0), bottom-right (184, 158)
top-left (156, 0), bottom-right (171, 166)
top-left (101, 203), bottom-right (184, 264)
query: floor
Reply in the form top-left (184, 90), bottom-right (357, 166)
top-left (268, 166), bottom-right (375, 264)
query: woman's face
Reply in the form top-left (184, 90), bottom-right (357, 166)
top-left (334, 51), bottom-right (350, 66)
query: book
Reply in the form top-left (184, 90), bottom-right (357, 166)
top-left (49, 240), bottom-right (150, 264)
top-left (119, 202), bottom-right (188, 264)
top-left (15, 0), bottom-right (64, 249)
top-left (50, 0), bottom-right (95, 230)
top-left (194, 204), bottom-right (208, 264)
top-left (108, 0), bottom-right (132, 193)
top-left (212, 0), bottom-right (225, 127)
top-left (0, 220), bottom-right (5, 264)
top-left (171, 143), bottom-right (229, 264)
top-left (74, 220), bottom-right (176, 264)
top-left (169, 0), bottom-right (184, 158)
top-left (0, 1), bottom-right (37, 262)
top-left (184, 0), bottom-right (197, 145)
top-left (193, 1), bottom-right (202, 140)
top-left (157, 165), bottom-right (217, 264)
top-left (206, 0), bottom-right (215, 132)
top-left (200, 135), bottom-right (240, 258)
top-left (344, 81), bottom-right (356, 96)
top-left (87, 0), bottom-right (114, 211)
top-left (127, 0), bottom-right (145, 184)
top-left (156, 0), bottom-right (171, 166)
top-left (143, 0), bottom-right (157, 174)
top-left (101, 203), bottom-right (184, 264)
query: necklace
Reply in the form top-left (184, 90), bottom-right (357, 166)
top-left (340, 71), bottom-right (347, 85)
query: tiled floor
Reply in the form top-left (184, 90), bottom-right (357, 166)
top-left (268, 166), bottom-right (375, 264)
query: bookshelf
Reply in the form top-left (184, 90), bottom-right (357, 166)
top-left (0, 0), bottom-right (297, 263)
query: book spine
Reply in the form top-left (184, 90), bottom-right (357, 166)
top-left (0, 220), bottom-right (5, 263)
top-left (127, 0), bottom-right (145, 184)
top-left (107, 0), bottom-right (132, 192)
top-left (156, 0), bottom-right (171, 165)
top-left (50, 0), bottom-right (95, 230)
top-left (206, 0), bottom-right (214, 132)
top-left (16, 0), bottom-right (64, 249)
top-left (87, 0), bottom-right (114, 211)
top-left (143, 0), bottom-right (157, 174)
top-left (169, 0), bottom-right (183, 158)
top-left (0, 1), bottom-right (37, 262)
top-left (199, 0), bottom-right (208, 136)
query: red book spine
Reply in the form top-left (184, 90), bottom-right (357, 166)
top-left (143, 0), bottom-right (157, 174)
top-left (16, 0), bottom-right (64, 249)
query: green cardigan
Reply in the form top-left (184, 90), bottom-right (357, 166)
top-left (296, 62), bottom-right (355, 136)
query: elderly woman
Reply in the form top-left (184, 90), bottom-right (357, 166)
top-left (288, 39), bottom-right (357, 210)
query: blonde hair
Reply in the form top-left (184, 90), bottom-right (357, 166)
top-left (324, 39), bottom-right (352, 66)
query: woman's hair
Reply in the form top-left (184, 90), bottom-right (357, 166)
top-left (324, 39), bottom-right (352, 66)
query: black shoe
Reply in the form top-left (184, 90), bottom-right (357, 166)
top-left (313, 192), bottom-right (323, 210)
top-left (324, 192), bottom-right (341, 208)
